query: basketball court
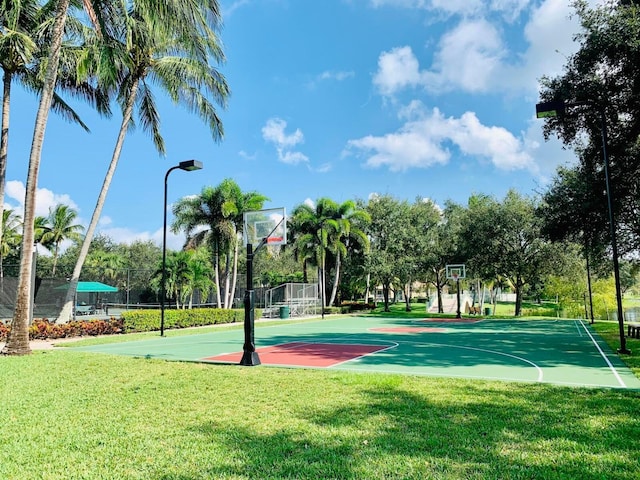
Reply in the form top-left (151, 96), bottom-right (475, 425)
top-left (73, 315), bottom-right (640, 389)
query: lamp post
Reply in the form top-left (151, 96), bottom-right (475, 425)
top-left (161, 159), bottom-right (203, 336)
top-left (536, 100), bottom-right (630, 354)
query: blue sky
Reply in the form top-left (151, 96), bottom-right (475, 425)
top-left (7, 0), bottom-right (600, 251)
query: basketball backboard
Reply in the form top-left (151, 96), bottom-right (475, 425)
top-left (445, 264), bottom-right (466, 280)
top-left (243, 208), bottom-right (287, 246)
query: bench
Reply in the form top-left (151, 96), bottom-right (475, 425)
top-left (75, 305), bottom-right (95, 315)
top-left (627, 323), bottom-right (640, 339)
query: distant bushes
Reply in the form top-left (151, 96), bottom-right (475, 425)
top-left (339, 301), bottom-right (376, 312)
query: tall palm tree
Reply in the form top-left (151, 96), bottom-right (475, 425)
top-left (290, 198), bottom-right (370, 308)
top-left (0, 208), bottom-right (21, 279)
top-left (40, 203), bottom-right (83, 276)
top-left (56, 0), bottom-right (230, 323)
top-left (4, 0), bottom-right (88, 355)
top-left (325, 201), bottom-right (370, 306)
top-left (182, 247), bottom-right (213, 309)
top-left (172, 179), bottom-right (268, 308)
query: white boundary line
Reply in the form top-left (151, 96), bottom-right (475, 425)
top-left (578, 320), bottom-right (626, 388)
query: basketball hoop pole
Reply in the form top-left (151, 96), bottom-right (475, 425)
top-left (240, 218), bottom-right (284, 366)
top-left (240, 242), bottom-right (261, 366)
top-left (456, 277), bottom-right (461, 319)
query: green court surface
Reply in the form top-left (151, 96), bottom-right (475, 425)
top-left (74, 316), bottom-right (640, 389)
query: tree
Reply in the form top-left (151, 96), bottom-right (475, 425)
top-left (39, 203), bottom-right (83, 276)
top-left (365, 195), bottom-right (413, 312)
top-left (57, 0), bottom-right (230, 322)
top-left (0, 208), bottom-right (21, 279)
top-left (538, 0), bottom-right (640, 257)
top-left (289, 198), bottom-right (369, 309)
top-left (4, 0), bottom-right (80, 355)
top-left (0, 0), bottom-right (104, 283)
top-left (172, 179), bottom-right (268, 308)
top-left (460, 190), bottom-right (556, 316)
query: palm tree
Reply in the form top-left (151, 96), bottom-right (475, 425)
top-left (39, 204), bottom-right (83, 276)
top-left (290, 199), bottom-right (370, 308)
top-left (325, 201), bottom-right (370, 306)
top-left (0, 208), bottom-right (21, 279)
top-left (182, 247), bottom-right (213, 309)
top-left (3, 0), bottom-right (89, 355)
top-left (57, 0), bottom-right (230, 322)
top-left (85, 250), bottom-right (125, 284)
top-left (172, 179), bottom-right (268, 308)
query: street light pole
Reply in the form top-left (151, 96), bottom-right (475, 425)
top-left (536, 100), bottom-right (630, 354)
top-left (161, 159), bottom-right (203, 336)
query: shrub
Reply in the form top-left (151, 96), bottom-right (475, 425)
top-left (339, 301), bottom-right (376, 311)
top-left (121, 308), bottom-right (255, 333)
top-left (0, 318), bottom-right (125, 341)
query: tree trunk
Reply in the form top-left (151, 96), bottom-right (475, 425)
top-left (328, 254), bottom-right (341, 307)
top-left (405, 280), bottom-right (412, 312)
top-left (382, 281), bottom-right (390, 312)
top-left (3, 0), bottom-right (70, 355)
top-left (515, 278), bottom-right (523, 316)
top-left (213, 242), bottom-right (221, 308)
top-left (364, 272), bottom-right (370, 303)
top-left (0, 71), bottom-right (12, 269)
top-left (57, 77), bottom-right (141, 323)
top-left (228, 237), bottom-right (239, 308)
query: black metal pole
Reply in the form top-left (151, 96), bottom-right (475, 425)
top-left (161, 166), bottom-right (177, 337)
top-left (240, 243), bottom-right (260, 365)
top-left (456, 278), bottom-right (461, 319)
top-left (600, 111), bottom-right (630, 354)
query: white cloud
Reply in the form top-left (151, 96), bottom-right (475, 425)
top-left (371, 0), bottom-right (600, 97)
top-left (262, 118), bottom-right (304, 148)
top-left (346, 104), bottom-right (535, 173)
top-left (318, 70), bottom-right (355, 81)
top-left (262, 117), bottom-right (309, 165)
top-left (5, 180), bottom-right (79, 218)
top-left (99, 216), bottom-right (112, 226)
top-left (424, 19), bottom-right (506, 93)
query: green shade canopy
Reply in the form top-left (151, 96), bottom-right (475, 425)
top-left (75, 281), bottom-right (118, 293)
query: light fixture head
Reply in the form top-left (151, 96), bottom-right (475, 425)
top-left (178, 159), bottom-right (203, 171)
top-left (535, 100), bottom-right (566, 119)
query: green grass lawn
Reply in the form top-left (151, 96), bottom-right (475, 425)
top-left (1, 310), bottom-right (639, 479)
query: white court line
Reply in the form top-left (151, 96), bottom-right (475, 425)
top-left (574, 320), bottom-right (584, 337)
top-left (579, 320), bottom-right (626, 388)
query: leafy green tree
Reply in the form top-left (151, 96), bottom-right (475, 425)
top-left (419, 200), bottom-right (462, 313)
top-left (39, 204), bottom-right (83, 276)
top-left (181, 247), bottom-right (214, 308)
top-left (57, 0), bottom-right (231, 322)
top-left (172, 179), bottom-right (268, 308)
top-left (0, 208), bottom-right (21, 278)
top-left (289, 198), bottom-right (369, 308)
top-left (460, 190), bottom-right (557, 316)
top-left (365, 195), bottom-right (413, 312)
top-left (538, 0), bottom-right (640, 258)
top-left (2, 0), bottom-right (107, 354)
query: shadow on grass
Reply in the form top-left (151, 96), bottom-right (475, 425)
top-left (179, 382), bottom-right (640, 479)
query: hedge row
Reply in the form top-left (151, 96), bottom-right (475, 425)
top-left (120, 307), bottom-right (258, 333)
top-left (0, 308), bottom-right (259, 341)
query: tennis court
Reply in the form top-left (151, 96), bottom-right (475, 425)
top-left (74, 316), bottom-right (640, 389)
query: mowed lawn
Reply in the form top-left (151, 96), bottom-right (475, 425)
top-left (1, 316), bottom-right (639, 479)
